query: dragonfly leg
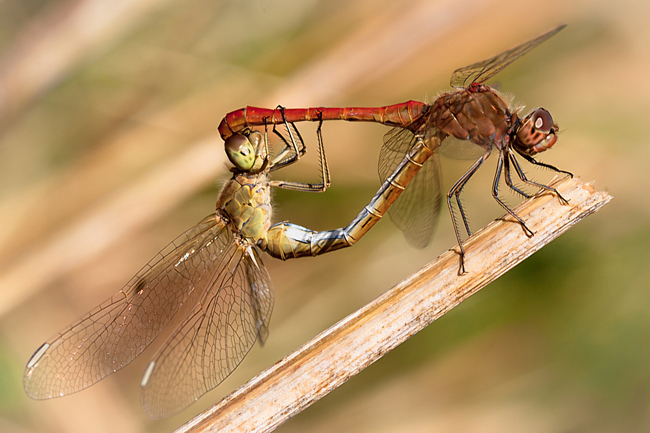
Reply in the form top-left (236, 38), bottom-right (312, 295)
top-left (509, 151), bottom-right (571, 205)
top-left (268, 112), bottom-right (332, 193)
top-left (492, 151), bottom-right (535, 236)
top-left (446, 148), bottom-right (491, 275)
top-left (262, 135), bottom-right (436, 259)
top-left (454, 181), bottom-right (472, 238)
top-left (268, 106), bottom-right (306, 170)
top-left (502, 154), bottom-right (532, 198)
top-left (516, 151), bottom-right (573, 178)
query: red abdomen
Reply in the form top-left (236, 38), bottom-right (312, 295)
top-left (218, 101), bottom-right (428, 139)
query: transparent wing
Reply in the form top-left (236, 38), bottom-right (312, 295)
top-left (439, 136), bottom-right (487, 161)
top-left (450, 25), bottom-right (566, 88)
top-left (24, 214), bottom-right (231, 400)
top-left (140, 244), bottom-right (273, 418)
top-left (379, 127), bottom-right (442, 249)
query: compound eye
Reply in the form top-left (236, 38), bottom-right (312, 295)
top-left (531, 108), bottom-right (553, 134)
top-left (514, 108), bottom-right (558, 154)
top-left (224, 134), bottom-right (255, 171)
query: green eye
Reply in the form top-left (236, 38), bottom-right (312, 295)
top-left (224, 134), bottom-right (256, 171)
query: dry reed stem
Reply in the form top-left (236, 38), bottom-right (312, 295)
top-left (175, 177), bottom-right (612, 433)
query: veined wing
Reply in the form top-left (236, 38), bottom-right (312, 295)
top-left (140, 243), bottom-right (273, 418)
top-left (378, 127), bottom-right (442, 249)
top-left (24, 214), bottom-right (232, 400)
top-left (439, 136), bottom-right (488, 161)
top-left (450, 25), bottom-right (566, 88)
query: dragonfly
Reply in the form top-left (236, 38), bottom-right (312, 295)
top-left (218, 25), bottom-right (573, 274)
top-left (23, 107), bottom-right (427, 418)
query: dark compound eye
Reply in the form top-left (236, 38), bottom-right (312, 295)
top-left (514, 108), bottom-right (558, 154)
top-left (531, 108), bottom-right (553, 133)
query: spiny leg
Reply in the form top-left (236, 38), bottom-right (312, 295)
top-left (446, 149), bottom-right (491, 275)
top-left (270, 121), bottom-right (305, 166)
top-left (269, 111), bottom-right (331, 192)
top-left (502, 153), bottom-right (532, 199)
top-left (268, 106), bottom-right (306, 170)
top-left (509, 151), bottom-right (570, 205)
top-left (492, 151), bottom-right (534, 236)
top-left (315, 115), bottom-right (331, 189)
top-left (517, 151), bottom-right (574, 178)
top-left (454, 179), bottom-right (472, 238)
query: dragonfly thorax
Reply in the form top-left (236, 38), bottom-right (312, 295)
top-left (216, 173), bottom-right (272, 242)
top-left (433, 86), bottom-right (512, 150)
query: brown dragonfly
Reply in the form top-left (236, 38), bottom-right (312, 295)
top-left (218, 25), bottom-right (572, 274)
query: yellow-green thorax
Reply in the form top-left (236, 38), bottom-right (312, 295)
top-left (216, 173), bottom-right (272, 242)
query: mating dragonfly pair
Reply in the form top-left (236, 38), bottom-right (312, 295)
top-left (24, 25), bottom-right (571, 418)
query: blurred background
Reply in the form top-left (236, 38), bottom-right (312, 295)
top-left (0, 0), bottom-right (647, 432)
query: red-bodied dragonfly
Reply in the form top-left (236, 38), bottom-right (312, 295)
top-left (218, 25), bottom-right (572, 274)
top-left (23, 107), bottom-right (425, 417)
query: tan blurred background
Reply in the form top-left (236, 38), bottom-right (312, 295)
top-left (0, 0), bottom-right (648, 432)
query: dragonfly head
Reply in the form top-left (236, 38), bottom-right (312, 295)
top-left (513, 108), bottom-right (558, 155)
top-left (224, 131), bottom-right (267, 172)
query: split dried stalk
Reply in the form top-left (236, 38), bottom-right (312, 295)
top-left (176, 176), bottom-right (611, 433)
